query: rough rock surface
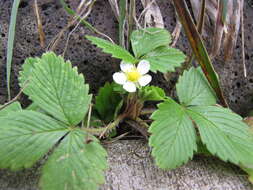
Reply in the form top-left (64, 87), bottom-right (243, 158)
top-left (0, 140), bottom-right (252, 190)
top-left (0, 0), bottom-right (253, 115)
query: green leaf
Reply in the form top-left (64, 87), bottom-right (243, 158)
top-left (0, 110), bottom-right (68, 170)
top-left (149, 98), bottom-right (197, 169)
top-left (26, 103), bottom-right (40, 111)
top-left (95, 83), bottom-right (122, 123)
top-left (196, 136), bottom-right (212, 156)
top-left (6, 0), bottom-right (21, 100)
top-left (87, 115), bottom-right (104, 128)
top-left (241, 166), bottom-right (253, 184)
top-left (26, 103), bottom-right (47, 114)
top-left (86, 35), bottom-right (137, 63)
top-left (0, 102), bottom-right (22, 117)
top-left (176, 67), bottom-right (217, 106)
top-left (40, 129), bottom-right (108, 190)
top-left (139, 86), bottom-right (166, 101)
top-left (187, 106), bottom-right (253, 166)
top-left (19, 57), bottom-right (38, 94)
top-left (113, 100), bottom-right (123, 120)
top-left (83, 111), bottom-right (104, 128)
top-left (131, 27), bottom-right (171, 58)
top-left (143, 46), bottom-right (186, 73)
top-left (23, 52), bottom-right (92, 126)
top-left (112, 82), bottom-right (126, 94)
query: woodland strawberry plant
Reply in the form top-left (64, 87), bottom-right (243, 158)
top-left (0, 27), bottom-right (253, 190)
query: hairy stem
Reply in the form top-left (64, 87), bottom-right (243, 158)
top-left (83, 114), bottom-right (126, 136)
top-left (140, 108), bottom-right (156, 115)
top-left (0, 81), bottom-right (28, 111)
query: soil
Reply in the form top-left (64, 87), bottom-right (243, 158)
top-left (0, 0), bottom-right (253, 116)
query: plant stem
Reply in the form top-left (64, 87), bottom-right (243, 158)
top-left (84, 114), bottom-right (125, 136)
top-left (140, 108), bottom-right (156, 115)
top-left (126, 118), bottom-right (149, 140)
top-left (0, 81), bottom-right (28, 111)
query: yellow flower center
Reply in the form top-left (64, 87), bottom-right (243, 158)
top-left (126, 68), bottom-right (141, 82)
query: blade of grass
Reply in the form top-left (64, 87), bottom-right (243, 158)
top-left (108, 0), bottom-right (120, 20)
top-left (127, 0), bottom-right (135, 50)
top-left (119, 0), bottom-right (127, 48)
top-left (188, 0), bottom-right (206, 66)
top-left (172, 0), bottom-right (228, 107)
top-left (171, 19), bottom-right (182, 47)
top-left (59, 0), bottom-right (114, 43)
top-left (241, 0), bottom-right (247, 77)
top-left (223, 0), bottom-right (241, 61)
top-left (197, 0), bottom-right (206, 33)
top-left (33, 0), bottom-right (45, 48)
top-left (6, 0), bottom-right (21, 101)
top-left (140, 0), bottom-right (164, 28)
top-left (211, 0), bottom-right (227, 58)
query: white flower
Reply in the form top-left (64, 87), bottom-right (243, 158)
top-left (113, 60), bottom-right (152, 92)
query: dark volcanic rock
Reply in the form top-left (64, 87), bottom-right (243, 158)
top-left (1, 0), bottom-right (253, 115)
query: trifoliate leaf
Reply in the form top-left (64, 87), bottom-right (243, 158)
top-left (19, 57), bottom-right (38, 94)
top-left (176, 67), bottom-right (216, 106)
top-left (131, 27), bottom-right (171, 58)
top-left (40, 129), bottom-right (108, 190)
top-left (187, 106), bottom-right (253, 166)
top-left (23, 52), bottom-right (92, 126)
top-left (0, 110), bottom-right (68, 170)
top-left (0, 102), bottom-right (22, 117)
top-left (143, 46), bottom-right (186, 73)
top-left (149, 98), bottom-right (197, 169)
top-left (95, 82), bottom-right (122, 123)
top-left (86, 35), bottom-right (137, 63)
top-left (139, 86), bottom-right (166, 101)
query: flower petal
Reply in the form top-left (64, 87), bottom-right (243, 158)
top-left (120, 61), bottom-right (134, 72)
top-left (137, 60), bottom-right (150, 75)
top-left (113, 72), bottom-right (127, 85)
top-left (123, 82), bottom-right (136, 92)
top-left (138, 74), bottom-right (152, 86)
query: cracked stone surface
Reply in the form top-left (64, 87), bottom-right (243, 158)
top-left (0, 140), bottom-right (252, 190)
